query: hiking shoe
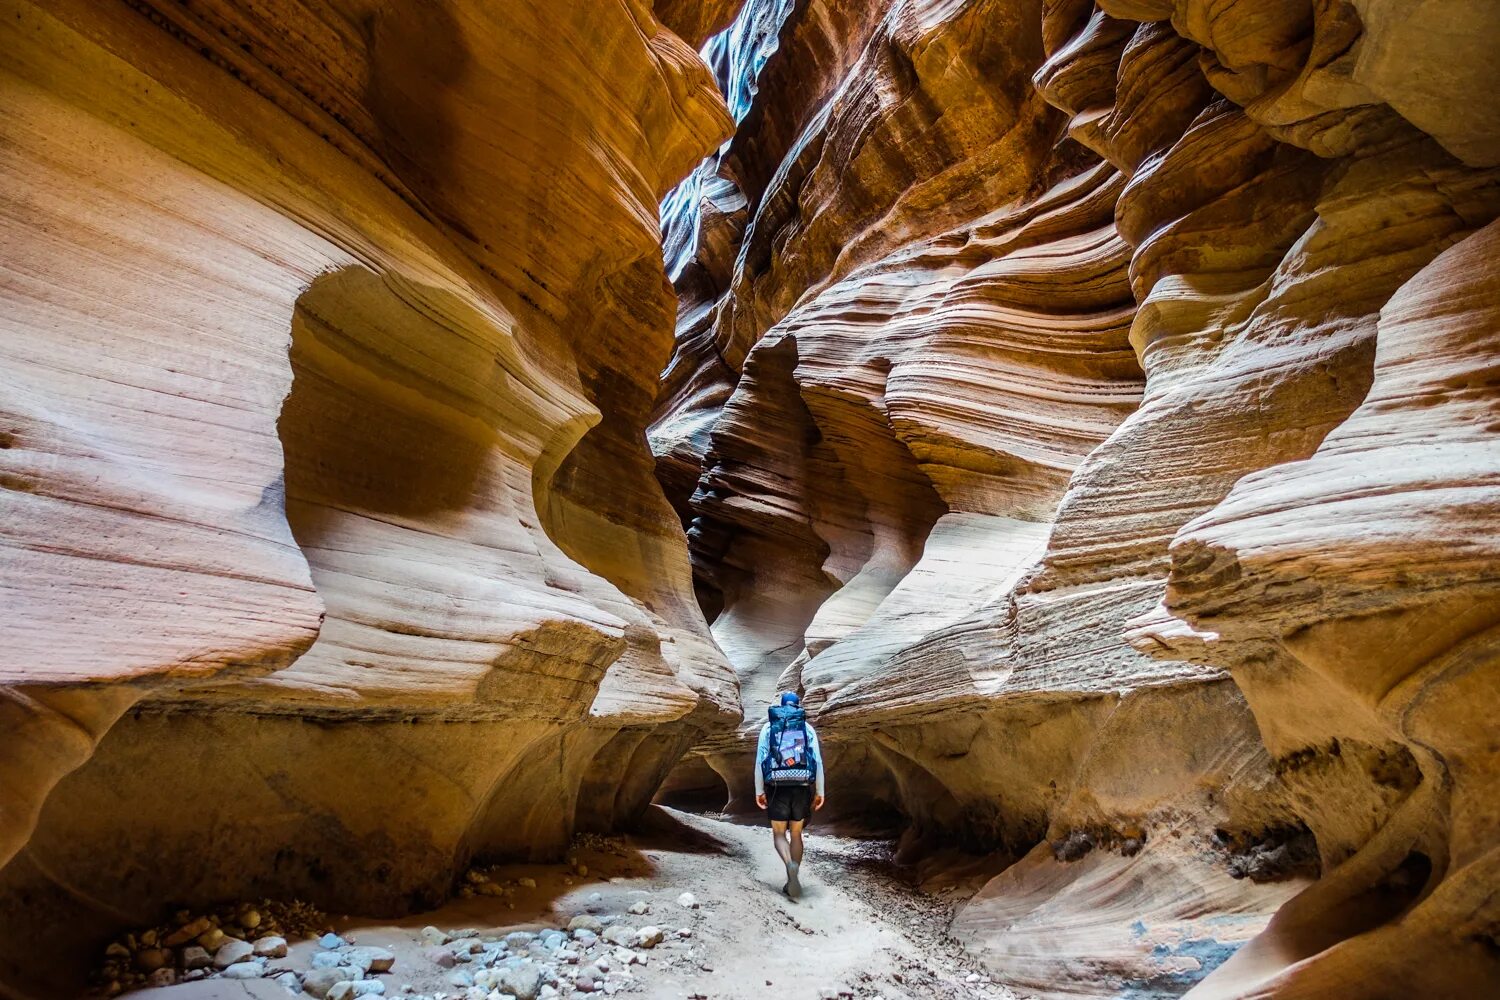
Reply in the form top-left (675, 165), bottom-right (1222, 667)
top-left (785, 860), bottom-right (801, 900)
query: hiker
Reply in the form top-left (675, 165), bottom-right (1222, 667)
top-left (755, 691), bottom-right (825, 899)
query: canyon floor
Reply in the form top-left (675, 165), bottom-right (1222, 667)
top-left (122, 808), bottom-right (1020, 1000)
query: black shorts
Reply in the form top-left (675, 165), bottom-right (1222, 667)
top-left (767, 784), bottom-right (814, 823)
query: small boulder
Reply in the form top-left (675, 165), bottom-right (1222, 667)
top-left (493, 960), bottom-right (541, 1000)
top-left (634, 927), bottom-right (663, 950)
top-left (501, 932), bottom-right (534, 951)
top-left (419, 926), bottom-right (449, 946)
top-left (304, 967), bottom-right (364, 999)
top-left (253, 935), bottom-right (289, 958)
top-left (566, 915), bottom-right (602, 934)
top-left (146, 969), bottom-right (177, 988)
top-left (196, 927), bottom-right (227, 951)
top-left (213, 939), bottom-right (256, 969)
top-left (181, 945), bottom-right (212, 970)
top-left (328, 980), bottom-right (386, 1000)
top-left (222, 959), bottom-right (267, 980)
top-left (448, 970), bottom-right (475, 988)
top-left (319, 933), bottom-right (349, 950)
top-left (516, 877), bottom-right (537, 889)
top-left (135, 948), bottom-right (168, 972)
top-left (1051, 830), bottom-right (1094, 863)
top-left (164, 917), bottom-right (212, 947)
top-left (675, 893), bottom-right (698, 909)
top-left (626, 902), bottom-right (648, 916)
top-left (424, 946), bottom-right (457, 968)
top-left (348, 946), bottom-right (396, 974)
top-left (599, 926), bottom-right (634, 947)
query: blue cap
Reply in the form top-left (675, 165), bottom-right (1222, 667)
top-left (779, 691), bottom-right (801, 706)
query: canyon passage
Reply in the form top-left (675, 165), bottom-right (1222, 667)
top-left (2, 0), bottom-right (1500, 999)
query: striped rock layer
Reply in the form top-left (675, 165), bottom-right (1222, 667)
top-left (655, 0), bottom-right (1500, 997)
top-left (0, 0), bottom-right (741, 994)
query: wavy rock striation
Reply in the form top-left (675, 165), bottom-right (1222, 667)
top-left (0, 0), bottom-right (739, 995)
top-left (657, 0), bottom-right (1500, 996)
top-left (4, 0), bottom-right (1499, 997)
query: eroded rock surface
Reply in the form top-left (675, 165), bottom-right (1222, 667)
top-left (0, 0), bottom-right (738, 994)
top-left (4, 0), bottom-right (1500, 998)
top-left (656, 0), bottom-right (1500, 996)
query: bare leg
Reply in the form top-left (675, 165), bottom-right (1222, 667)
top-left (770, 819), bottom-right (793, 865)
top-left (788, 819), bottom-right (805, 865)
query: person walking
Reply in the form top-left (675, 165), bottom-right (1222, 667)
top-left (755, 691), bottom-right (825, 899)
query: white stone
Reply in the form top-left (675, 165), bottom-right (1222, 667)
top-left (494, 960), bottom-right (541, 1000)
top-left (222, 959), bottom-right (266, 980)
top-left (600, 925), bottom-right (634, 947)
top-left (348, 946), bottom-right (396, 973)
top-left (213, 939), bottom-right (256, 969)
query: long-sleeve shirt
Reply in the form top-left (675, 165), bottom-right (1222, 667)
top-left (754, 720), bottom-right (825, 797)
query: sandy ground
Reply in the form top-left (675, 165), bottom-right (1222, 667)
top-left (129, 807), bottom-right (1026, 1000)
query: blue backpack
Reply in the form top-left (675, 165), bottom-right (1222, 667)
top-left (762, 705), bottom-right (816, 786)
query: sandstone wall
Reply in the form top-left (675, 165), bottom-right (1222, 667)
top-left (0, 1), bottom-right (740, 995)
top-left (5, 0), bottom-right (1499, 996)
top-left (657, 0), bottom-right (1500, 996)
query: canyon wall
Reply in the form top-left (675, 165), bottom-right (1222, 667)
top-left (657, 0), bottom-right (1500, 996)
top-left (3, 0), bottom-right (1499, 997)
top-left (0, 0), bottom-right (740, 995)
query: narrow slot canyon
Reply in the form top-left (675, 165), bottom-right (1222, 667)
top-left (2, 1), bottom-right (1499, 999)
